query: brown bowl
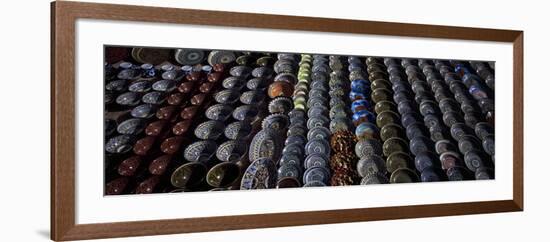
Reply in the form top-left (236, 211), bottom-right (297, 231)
top-left (267, 81), bottom-right (294, 98)
top-left (160, 136), bottom-right (184, 154)
top-left (149, 154), bottom-right (173, 175)
top-left (276, 177), bottom-right (301, 188)
top-left (206, 162), bottom-right (241, 188)
top-left (133, 136), bottom-right (156, 155)
top-left (145, 120), bottom-right (168, 136)
top-left (171, 162), bottom-right (208, 188)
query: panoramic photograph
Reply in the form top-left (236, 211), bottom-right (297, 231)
top-left (103, 46), bottom-right (495, 195)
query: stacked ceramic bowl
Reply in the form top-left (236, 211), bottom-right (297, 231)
top-left (149, 63), bottom-right (216, 191)
top-left (274, 54), bottom-right (313, 188)
top-left (466, 62), bottom-right (496, 164)
top-left (105, 57), bottom-right (225, 194)
top-left (165, 62), bottom-right (235, 191)
top-left (105, 48), bottom-right (498, 195)
top-left (434, 61), bottom-right (494, 179)
top-left (299, 55), bottom-right (333, 187)
top-left (105, 62), bottom-right (161, 155)
top-left (241, 53), bottom-right (298, 190)
top-left (327, 56), bottom-right (358, 186)
top-left (398, 59), bottom-right (448, 182)
top-left (454, 62), bottom-right (495, 125)
top-left (417, 59), bottom-right (471, 181)
top-left (348, 57), bottom-right (389, 185)
top-left (353, 57), bottom-right (395, 184)
top-left (379, 58), bottom-right (421, 183)
top-left (470, 61), bottom-right (495, 91)
top-left (105, 61), bottom-right (162, 195)
top-left (177, 58), bottom-right (269, 191)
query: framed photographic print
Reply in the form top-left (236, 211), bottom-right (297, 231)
top-left (51, 1), bottom-right (523, 241)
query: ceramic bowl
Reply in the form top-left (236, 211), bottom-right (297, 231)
top-left (282, 143), bottom-right (305, 158)
top-left (285, 134), bottom-right (307, 147)
top-left (464, 150), bottom-right (488, 172)
top-left (306, 116), bottom-right (329, 130)
top-left (360, 171), bottom-right (389, 185)
top-left (420, 167), bottom-right (441, 182)
top-left (305, 138), bottom-right (331, 156)
top-left (302, 166), bottom-right (330, 184)
top-left (354, 139), bottom-right (383, 158)
top-left (379, 123), bottom-right (404, 142)
top-left (194, 120), bottom-right (225, 140)
top-left (174, 49), bottom-right (205, 65)
top-left (389, 168), bottom-right (420, 183)
top-left (105, 134), bottom-right (134, 154)
top-left (130, 104), bottom-right (157, 118)
top-left (149, 154), bottom-right (173, 175)
top-left (304, 153), bottom-right (329, 169)
top-left (267, 81), bottom-right (294, 98)
top-left (357, 155), bottom-right (386, 177)
top-left (133, 136), bottom-right (156, 155)
top-left (274, 73), bottom-right (298, 85)
top-left (117, 118), bottom-right (145, 135)
top-left (232, 105), bottom-right (259, 121)
top-left (205, 104), bottom-right (234, 122)
top-left (277, 163), bottom-right (301, 180)
top-left (117, 68), bottom-right (138, 80)
top-left (279, 153), bottom-right (303, 168)
top-left (355, 122), bottom-right (379, 140)
top-left (183, 140), bottom-right (218, 163)
top-left (115, 92), bottom-right (141, 106)
top-left (240, 90), bottom-right (266, 105)
top-left (224, 121), bottom-right (252, 140)
top-left (222, 76), bottom-right (246, 90)
top-left (216, 140), bottom-right (247, 162)
top-left (117, 156), bottom-right (141, 176)
top-left (214, 89), bottom-right (240, 104)
top-left (329, 117), bottom-right (352, 133)
top-left (240, 158), bottom-right (277, 190)
top-left (302, 180), bottom-right (326, 187)
top-left (229, 65), bottom-right (253, 78)
top-left (276, 177), bottom-right (301, 188)
top-left (207, 50), bottom-right (236, 66)
top-left (246, 77), bottom-right (270, 90)
top-left (105, 79), bottom-right (128, 92)
top-left (105, 177), bottom-right (129, 195)
top-left (142, 91), bottom-right (166, 105)
top-left (307, 126), bottom-right (331, 141)
top-left (268, 97), bottom-right (293, 114)
top-left (206, 162), bottom-right (241, 188)
top-left (386, 152), bottom-right (412, 173)
top-left (249, 129), bottom-right (284, 162)
top-left (414, 151), bottom-right (438, 172)
top-left (171, 162), bottom-right (208, 188)
top-left (376, 110), bottom-right (400, 127)
top-left (383, 137), bottom-right (409, 157)
top-left (409, 136), bottom-right (434, 156)
top-left (261, 113), bottom-right (290, 132)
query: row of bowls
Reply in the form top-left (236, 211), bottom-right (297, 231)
top-left (432, 61), bottom-right (494, 179)
top-left (170, 60), bottom-right (265, 190)
top-left (105, 58), bottom-right (229, 194)
top-left (349, 57), bottom-right (391, 185)
top-left (105, 50), bottom-right (497, 195)
top-left (326, 56), bottom-right (361, 186)
top-left (241, 54), bottom-right (300, 189)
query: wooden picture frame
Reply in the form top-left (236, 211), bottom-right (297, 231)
top-left (51, 1), bottom-right (523, 241)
